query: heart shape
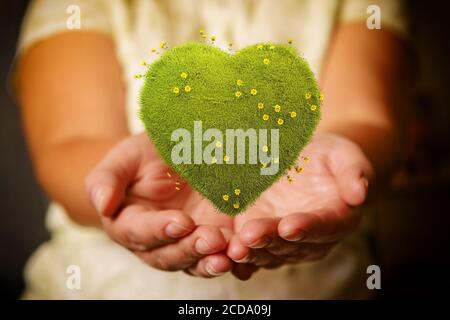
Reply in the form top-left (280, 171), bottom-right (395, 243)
top-left (140, 42), bottom-right (321, 215)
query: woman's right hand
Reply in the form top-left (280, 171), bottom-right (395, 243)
top-left (85, 133), bottom-right (245, 278)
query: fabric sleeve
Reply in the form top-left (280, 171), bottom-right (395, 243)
top-left (16, 0), bottom-right (112, 56)
top-left (338, 0), bottom-right (408, 39)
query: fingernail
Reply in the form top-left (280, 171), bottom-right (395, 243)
top-left (195, 238), bottom-right (213, 254)
top-left (361, 177), bottom-right (369, 191)
top-left (165, 223), bottom-right (192, 238)
top-left (248, 236), bottom-right (270, 248)
top-left (234, 256), bottom-right (250, 263)
top-left (93, 186), bottom-right (111, 215)
top-left (133, 244), bottom-right (148, 251)
top-left (205, 264), bottom-right (225, 277)
top-left (284, 230), bottom-right (306, 242)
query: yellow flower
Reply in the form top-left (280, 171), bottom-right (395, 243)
top-left (211, 35), bottom-right (216, 41)
top-left (319, 93), bottom-right (325, 101)
top-left (257, 44), bottom-right (263, 49)
top-left (303, 156), bottom-right (310, 162)
top-left (262, 114), bottom-right (269, 121)
top-left (287, 175), bottom-right (293, 183)
top-left (233, 202), bottom-right (240, 209)
top-left (172, 86), bottom-right (180, 94)
top-left (234, 189), bottom-right (241, 196)
top-left (236, 79), bottom-right (244, 86)
top-left (305, 93), bottom-right (311, 99)
top-left (295, 166), bottom-right (304, 174)
top-left (224, 155), bottom-right (230, 162)
top-left (141, 60), bottom-right (147, 66)
top-left (262, 145), bottom-right (268, 152)
top-left (260, 162), bottom-right (267, 168)
top-left (263, 58), bottom-right (270, 65)
top-left (215, 141), bottom-right (222, 148)
top-left (277, 118), bottom-right (284, 125)
top-left (201, 34), bottom-right (207, 39)
top-left (290, 111), bottom-right (297, 118)
top-left (151, 48), bottom-right (156, 53)
top-left (310, 105), bottom-right (317, 111)
top-left (288, 39), bottom-right (293, 45)
top-left (184, 85), bottom-right (192, 93)
top-left (180, 72), bottom-right (188, 79)
top-left (257, 102), bottom-right (264, 109)
top-left (250, 88), bottom-right (257, 96)
top-left (223, 194), bottom-right (229, 201)
top-left (274, 104), bottom-right (281, 112)
top-left (235, 91), bottom-right (242, 98)
top-left (160, 41), bottom-right (167, 49)
top-left (199, 29), bottom-right (205, 34)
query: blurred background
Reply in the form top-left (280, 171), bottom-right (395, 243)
top-left (1, 0), bottom-right (449, 299)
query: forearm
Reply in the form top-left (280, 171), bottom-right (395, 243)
top-left (318, 23), bottom-right (413, 180)
top-left (17, 32), bottom-right (129, 226)
top-left (34, 138), bottom-right (124, 226)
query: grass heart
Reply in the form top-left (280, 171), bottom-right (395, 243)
top-left (140, 42), bottom-right (321, 215)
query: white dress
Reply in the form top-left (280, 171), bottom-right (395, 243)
top-left (17, 0), bottom-right (405, 299)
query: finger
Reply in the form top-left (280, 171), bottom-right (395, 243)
top-left (238, 218), bottom-right (281, 249)
top-left (103, 205), bottom-right (195, 250)
top-left (185, 253), bottom-right (233, 278)
top-left (137, 225), bottom-right (227, 271)
top-left (265, 237), bottom-right (307, 256)
top-left (280, 242), bottom-right (336, 263)
top-left (250, 249), bottom-right (282, 267)
top-left (86, 168), bottom-right (128, 217)
top-left (326, 139), bottom-right (373, 206)
top-left (85, 139), bottom-right (141, 217)
top-left (231, 264), bottom-right (260, 281)
top-left (227, 234), bottom-right (280, 267)
top-left (335, 166), bottom-right (370, 207)
top-left (255, 234), bottom-right (333, 258)
top-left (278, 210), bottom-right (361, 244)
top-left (227, 234), bottom-right (251, 262)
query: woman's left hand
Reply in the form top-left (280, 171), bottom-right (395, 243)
top-left (227, 133), bottom-right (373, 276)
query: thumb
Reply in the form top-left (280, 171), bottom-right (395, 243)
top-left (85, 168), bottom-right (128, 217)
top-left (327, 137), bottom-right (373, 207)
top-left (335, 166), bottom-right (370, 206)
top-left (85, 137), bottom-right (141, 217)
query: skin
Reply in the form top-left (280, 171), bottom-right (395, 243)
top-left (17, 23), bottom-right (410, 280)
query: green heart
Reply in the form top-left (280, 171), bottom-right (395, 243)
top-left (140, 42), bottom-right (321, 215)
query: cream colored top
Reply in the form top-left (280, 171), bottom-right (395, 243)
top-left (18, 0), bottom-right (405, 299)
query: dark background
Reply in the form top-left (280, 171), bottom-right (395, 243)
top-left (1, 1), bottom-right (449, 299)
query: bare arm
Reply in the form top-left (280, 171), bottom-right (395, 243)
top-left (17, 32), bottom-right (129, 226)
top-left (18, 32), bottom-right (235, 278)
top-left (227, 23), bottom-right (413, 268)
top-left (318, 23), bottom-right (413, 180)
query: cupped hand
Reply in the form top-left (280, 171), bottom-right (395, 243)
top-left (86, 132), bottom-right (373, 280)
top-left (85, 133), bottom-right (236, 278)
top-left (227, 133), bottom-right (373, 274)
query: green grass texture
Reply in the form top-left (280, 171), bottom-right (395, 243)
top-left (140, 42), bottom-right (321, 215)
